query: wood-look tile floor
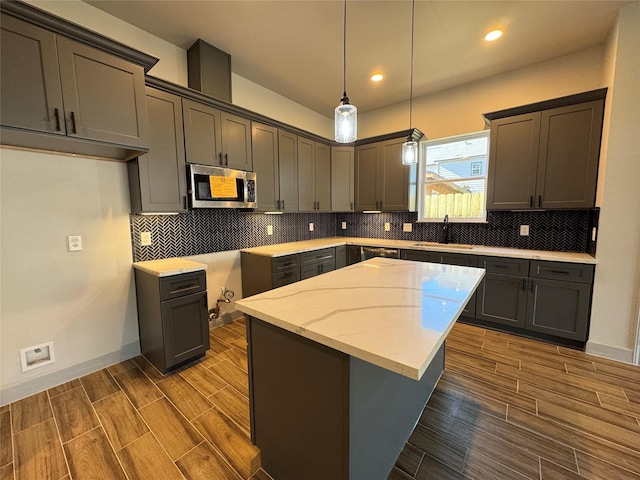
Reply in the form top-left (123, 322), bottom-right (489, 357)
top-left (3, 320), bottom-right (640, 480)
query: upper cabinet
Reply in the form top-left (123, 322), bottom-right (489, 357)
top-left (485, 90), bottom-right (605, 210)
top-left (0, 12), bottom-right (151, 160)
top-left (128, 87), bottom-right (187, 214)
top-left (355, 137), bottom-right (412, 211)
top-left (182, 99), bottom-right (252, 171)
top-left (331, 146), bottom-right (355, 212)
top-left (252, 122), bottom-right (280, 212)
top-left (298, 137), bottom-right (331, 212)
top-left (278, 130), bottom-right (299, 212)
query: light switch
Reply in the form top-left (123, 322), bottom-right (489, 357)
top-left (309, 223), bottom-right (314, 232)
top-left (140, 232), bottom-right (152, 246)
top-left (267, 225), bottom-right (273, 235)
top-left (384, 223), bottom-right (391, 232)
top-left (341, 222), bottom-right (347, 230)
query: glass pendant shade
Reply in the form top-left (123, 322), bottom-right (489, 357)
top-left (402, 140), bottom-right (418, 165)
top-left (335, 93), bottom-right (357, 143)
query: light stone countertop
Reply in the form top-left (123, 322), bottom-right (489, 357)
top-left (241, 237), bottom-right (596, 264)
top-left (235, 257), bottom-right (485, 380)
top-left (133, 258), bottom-right (208, 277)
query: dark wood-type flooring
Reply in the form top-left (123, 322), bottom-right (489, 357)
top-left (2, 320), bottom-right (640, 479)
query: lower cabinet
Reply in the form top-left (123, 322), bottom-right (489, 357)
top-left (300, 248), bottom-right (336, 280)
top-left (134, 270), bottom-right (209, 373)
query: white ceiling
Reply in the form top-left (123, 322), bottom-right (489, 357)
top-left (84, 0), bottom-right (630, 117)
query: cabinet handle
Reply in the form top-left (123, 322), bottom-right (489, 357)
top-left (494, 264), bottom-right (509, 269)
top-left (529, 196), bottom-right (533, 208)
top-left (538, 195), bottom-right (542, 208)
top-left (224, 153), bottom-right (228, 166)
top-left (70, 111), bottom-right (77, 134)
top-left (282, 199), bottom-right (285, 210)
top-left (522, 279), bottom-right (527, 291)
top-left (350, 201), bottom-right (353, 210)
top-left (54, 108), bottom-right (61, 131)
top-left (549, 270), bottom-right (570, 275)
top-left (218, 153), bottom-right (223, 165)
top-left (183, 196), bottom-right (187, 209)
top-left (530, 279), bottom-right (535, 293)
top-left (170, 283), bottom-right (199, 294)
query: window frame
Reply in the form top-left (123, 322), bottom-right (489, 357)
top-left (416, 130), bottom-right (489, 223)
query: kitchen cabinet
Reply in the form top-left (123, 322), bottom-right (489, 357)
top-left (355, 137), bottom-right (410, 211)
top-left (300, 248), bottom-right (336, 280)
top-left (252, 122), bottom-right (279, 212)
top-left (242, 253), bottom-right (301, 297)
top-left (331, 146), bottom-right (355, 211)
top-left (401, 250), bottom-right (478, 317)
top-left (182, 98), bottom-right (252, 170)
top-left (298, 137), bottom-right (331, 212)
top-left (134, 270), bottom-right (209, 373)
top-left (486, 93), bottom-right (604, 210)
top-left (1, 13), bottom-right (149, 158)
top-left (278, 130), bottom-right (299, 212)
top-left (128, 87), bottom-right (187, 214)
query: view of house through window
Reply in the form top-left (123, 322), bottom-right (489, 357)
top-left (417, 130), bottom-right (489, 222)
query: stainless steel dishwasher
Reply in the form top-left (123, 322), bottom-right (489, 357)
top-left (359, 246), bottom-right (400, 261)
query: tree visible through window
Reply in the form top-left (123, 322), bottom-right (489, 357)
top-left (417, 131), bottom-right (489, 222)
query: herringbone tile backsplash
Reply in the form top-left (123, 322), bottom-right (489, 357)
top-left (131, 209), bottom-right (593, 262)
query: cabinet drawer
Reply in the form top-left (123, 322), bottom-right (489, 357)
top-left (272, 254), bottom-right (300, 273)
top-left (300, 258), bottom-right (336, 280)
top-left (479, 257), bottom-right (529, 276)
top-left (160, 271), bottom-right (206, 300)
top-left (301, 248), bottom-right (335, 266)
top-left (272, 269), bottom-right (300, 288)
top-left (439, 253), bottom-right (478, 267)
top-left (401, 250), bottom-right (439, 263)
top-left (530, 261), bottom-right (594, 284)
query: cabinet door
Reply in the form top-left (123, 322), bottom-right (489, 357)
top-left (331, 146), bottom-right (354, 211)
top-left (297, 137), bottom-right (316, 211)
top-left (536, 101), bottom-right (603, 209)
top-left (182, 98), bottom-right (222, 166)
top-left (278, 130), bottom-right (298, 212)
top-left (380, 138), bottom-right (409, 211)
top-left (526, 279), bottom-right (591, 341)
top-left (1, 15), bottom-right (64, 135)
top-left (355, 143), bottom-right (380, 210)
top-left (57, 36), bottom-right (148, 148)
top-left (315, 142), bottom-right (331, 212)
top-left (161, 291), bottom-right (209, 369)
top-left (130, 87), bottom-right (186, 213)
top-left (221, 111), bottom-right (252, 170)
top-left (475, 273), bottom-right (528, 328)
top-left (252, 122), bottom-right (279, 212)
top-left (486, 112), bottom-right (540, 210)
top-left (439, 253), bottom-right (478, 317)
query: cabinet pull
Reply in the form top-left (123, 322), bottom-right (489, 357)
top-left (224, 153), bottom-right (228, 166)
top-left (549, 270), bottom-right (570, 275)
top-left (54, 108), bottom-right (61, 131)
top-left (530, 279), bottom-right (535, 293)
top-left (218, 153), bottom-right (223, 165)
top-left (494, 264), bottom-right (509, 269)
top-left (522, 279), bottom-right (527, 291)
top-left (350, 201), bottom-right (353, 210)
top-left (529, 196), bottom-right (533, 208)
top-left (70, 111), bottom-right (77, 134)
top-left (282, 199), bottom-right (285, 209)
top-left (183, 196), bottom-right (187, 209)
top-left (170, 283), bottom-right (198, 294)
top-left (538, 195), bottom-right (542, 208)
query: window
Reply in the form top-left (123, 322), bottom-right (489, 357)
top-left (417, 130), bottom-right (489, 222)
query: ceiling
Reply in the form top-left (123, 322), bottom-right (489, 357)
top-left (84, 1), bottom-right (629, 118)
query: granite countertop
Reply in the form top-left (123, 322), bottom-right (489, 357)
top-left (133, 258), bottom-right (208, 277)
top-left (241, 237), bottom-right (596, 264)
top-left (235, 257), bottom-right (485, 380)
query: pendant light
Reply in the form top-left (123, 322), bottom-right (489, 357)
top-left (402, 0), bottom-right (418, 165)
top-left (335, 0), bottom-right (357, 143)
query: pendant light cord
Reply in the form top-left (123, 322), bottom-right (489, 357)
top-left (409, 0), bottom-right (415, 130)
top-left (343, 0), bottom-right (347, 96)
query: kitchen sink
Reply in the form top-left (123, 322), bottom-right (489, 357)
top-left (412, 242), bottom-right (474, 250)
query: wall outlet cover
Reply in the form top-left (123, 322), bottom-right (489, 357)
top-left (341, 222), bottom-right (347, 230)
top-left (266, 225), bottom-right (273, 235)
top-left (403, 223), bottom-right (413, 233)
top-left (520, 225), bottom-right (530, 236)
top-left (309, 223), bottom-right (314, 231)
top-left (140, 231), bottom-right (152, 246)
top-left (67, 235), bottom-right (83, 251)
top-left (384, 223), bottom-right (391, 231)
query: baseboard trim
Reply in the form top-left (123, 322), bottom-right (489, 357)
top-left (1, 342), bottom-right (140, 406)
top-left (585, 341), bottom-right (634, 364)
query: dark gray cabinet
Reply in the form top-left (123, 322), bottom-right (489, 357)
top-left (182, 98), bottom-right (252, 170)
top-left (331, 146), bottom-right (355, 212)
top-left (128, 87), bottom-right (187, 214)
top-left (278, 130), bottom-right (299, 212)
top-left (486, 97), bottom-right (604, 210)
top-left (252, 122), bottom-right (280, 212)
top-left (1, 13), bottom-right (149, 159)
top-left (300, 248), bottom-right (336, 280)
top-left (134, 270), bottom-right (209, 373)
top-left (298, 137), bottom-right (331, 212)
top-left (355, 138), bottom-right (411, 211)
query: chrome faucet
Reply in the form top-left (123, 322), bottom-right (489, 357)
top-left (442, 214), bottom-right (450, 244)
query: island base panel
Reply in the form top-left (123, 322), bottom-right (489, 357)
top-left (247, 317), bottom-right (444, 480)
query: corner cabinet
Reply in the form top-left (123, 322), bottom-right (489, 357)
top-left (331, 146), bottom-right (355, 211)
top-left (182, 98), bottom-right (252, 171)
top-left (128, 87), bottom-right (187, 214)
top-left (1, 13), bottom-right (150, 159)
top-left (355, 137), bottom-right (411, 211)
top-left (298, 137), bottom-right (331, 212)
top-left (485, 90), bottom-right (605, 210)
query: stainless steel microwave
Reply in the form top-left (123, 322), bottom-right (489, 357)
top-left (187, 164), bottom-right (256, 209)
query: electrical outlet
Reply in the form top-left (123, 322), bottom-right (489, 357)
top-left (67, 235), bottom-right (83, 251)
top-left (309, 223), bottom-right (314, 231)
top-left (267, 225), bottom-right (273, 235)
top-left (520, 225), bottom-right (530, 236)
top-left (341, 222), bottom-right (347, 230)
top-left (403, 223), bottom-right (413, 233)
top-left (140, 231), bottom-right (152, 246)
top-left (384, 222), bottom-right (391, 232)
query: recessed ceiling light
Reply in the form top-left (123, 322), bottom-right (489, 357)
top-left (484, 29), bottom-right (504, 42)
top-left (371, 73), bottom-right (384, 82)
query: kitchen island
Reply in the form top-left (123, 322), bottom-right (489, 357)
top-left (235, 257), bottom-right (485, 480)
